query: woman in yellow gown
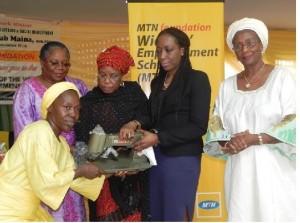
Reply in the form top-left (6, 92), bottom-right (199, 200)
top-left (0, 82), bottom-right (105, 221)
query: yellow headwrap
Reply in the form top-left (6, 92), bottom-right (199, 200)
top-left (226, 17), bottom-right (269, 54)
top-left (41, 82), bottom-right (81, 119)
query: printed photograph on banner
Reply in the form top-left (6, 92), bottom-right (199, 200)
top-left (196, 192), bottom-right (222, 219)
top-left (0, 16), bottom-right (60, 103)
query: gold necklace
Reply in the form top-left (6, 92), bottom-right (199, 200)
top-left (243, 63), bottom-right (265, 88)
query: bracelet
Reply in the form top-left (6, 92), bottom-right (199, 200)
top-left (132, 120), bottom-right (141, 130)
top-left (149, 129), bottom-right (159, 147)
top-left (222, 141), bottom-right (229, 149)
top-left (258, 134), bottom-right (264, 145)
top-left (224, 142), bottom-right (229, 148)
top-left (149, 129), bottom-right (158, 134)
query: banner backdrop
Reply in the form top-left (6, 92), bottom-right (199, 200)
top-left (128, 0), bottom-right (227, 221)
top-left (0, 16), bottom-right (60, 104)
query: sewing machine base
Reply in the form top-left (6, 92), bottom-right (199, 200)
top-left (91, 150), bottom-right (152, 173)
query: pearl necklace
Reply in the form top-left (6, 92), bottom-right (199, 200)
top-left (243, 63), bottom-right (265, 88)
top-left (163, 73), bottom-right (169, 89)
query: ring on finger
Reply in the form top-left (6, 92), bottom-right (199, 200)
top-left (128, 133), bottom-right (131, 138)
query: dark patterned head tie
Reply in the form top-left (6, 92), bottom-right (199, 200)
top-left (96, 45), bottom-right (135, 75)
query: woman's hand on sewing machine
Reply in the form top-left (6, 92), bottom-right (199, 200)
top-left (74, 163), bottom-right (105, 180)
top-left (133, 129), bottom-right (159, 152)
top-left (119, 121), bottom-right (138, 140)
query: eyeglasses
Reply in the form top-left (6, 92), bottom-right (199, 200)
top-left (232, 39), bottom-right (258, 52)
top-left (44, 60), bottom-right (71, 69)
top-left (97, 73), bottom-right (121, 82)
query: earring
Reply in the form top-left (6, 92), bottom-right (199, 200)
top-left (120, 81), bottom-right (125, 87)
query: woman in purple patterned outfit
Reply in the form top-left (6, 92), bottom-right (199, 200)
top-left (13, 41), bottom-right (89, 221)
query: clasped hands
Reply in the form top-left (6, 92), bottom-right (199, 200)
top-left (222, 130), bottom-right (251, 155)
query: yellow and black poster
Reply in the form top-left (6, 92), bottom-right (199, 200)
top-left (128, 0), bottom-right (227, 221)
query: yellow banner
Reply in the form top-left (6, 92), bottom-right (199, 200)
top-left (128, 1), bottom-right (226, 221)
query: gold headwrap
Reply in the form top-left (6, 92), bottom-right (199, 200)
top-left (226, 17), bottom-right (269, 53)
top-left (41, 82), bottom-right (80, 119)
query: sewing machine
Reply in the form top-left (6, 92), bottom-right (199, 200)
top-left (86, 124), bottom-right (152, 173)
